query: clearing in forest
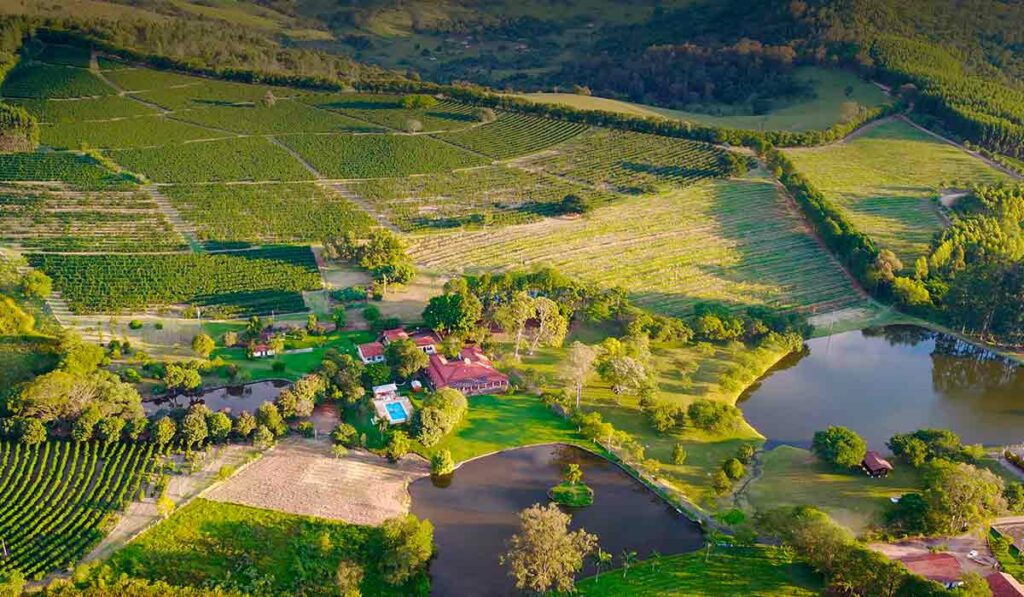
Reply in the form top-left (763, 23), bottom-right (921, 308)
top-left (783, 118), bottom-right (1010, 263)
top-left (410, 177), bottom-right (863, 318)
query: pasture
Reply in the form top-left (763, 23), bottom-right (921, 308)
top-left (348, 165), bottom-right (616, 232)
top-left (0, 441), bottom-right (155, 580)
top-left (28, 246), bottom-right (321, 316)
top-left (410, 178), bottom-right (863, 318)
top-left (518, 129), bottom-right (732, 194)
top-left (106, 498), bottom-right (428, 595)
top-left (165, 182), bottom-right (374, 243)
top-left (0, 188), bottom-right (187, 252)
top-left (783, 118), bottom-right (1010, 262)
top-left (280, 133), bottom-right (488, 178)
top-left (108, 136), bottom-right (313, 183)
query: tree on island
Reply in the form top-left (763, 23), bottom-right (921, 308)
top-left (501, 503), bottom-right (598, 594)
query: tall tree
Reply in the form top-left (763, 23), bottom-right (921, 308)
top-left (502, 503), bottom-right (598, 593)
top-left (494, 291), bottom-right (534, 360)
top-left (560, 341), bottom-right (598, 409)
top-left (527, 297), bottom-right (568, 355)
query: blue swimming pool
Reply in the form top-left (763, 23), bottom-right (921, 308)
top-left (385, 402), bottom-right (407, 423)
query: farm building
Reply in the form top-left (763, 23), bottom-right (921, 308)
top-left (250, 343), bottom-right (275, 359)
top-left (371, 383), bottom-right (413, 426)
top-left (357, 341), bottom-right (386, 364)
top-left (861, 451), bottom-right (894, 478)
top-left (380, 327), bottom-right (440, 354)
top-left (898, 553), bottom-right (963, 589)
top-left (987, 572), bottom-right (1024, 597)
top-left (425, 345), bottom-right (509, 396)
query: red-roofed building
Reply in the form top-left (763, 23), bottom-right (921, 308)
top-left (379, 328), bottom-right (439, 355)
top-left (357, 342), bottom-right (386, 364)
top-left (899, 553), bottom-right (963, 589)
top-left (250, 343), bottom-right (275, 359)
top-left (862, 450), bottom-right (894, 478)
top-left (425, 345), bottom-right (509, 396)
top-left (988, 572), bottom-right (1024, 597)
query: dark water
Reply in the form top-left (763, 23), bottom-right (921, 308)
top-left (410, 444), bottom-right (703, 597)
top-left (142, 379), bottom-right (290, 415)
top-left (739, 325), bottom-right (1024, 449)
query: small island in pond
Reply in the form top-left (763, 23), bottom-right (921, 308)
top-left (549, 464), bottom-right (594, 507)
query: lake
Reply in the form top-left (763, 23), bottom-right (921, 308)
top-left (739, 325), bottom-right (1024, 449)
top-left (142, 379), bottom-right (290, 415)
top-left (410, 444), bottom-right (703, 597)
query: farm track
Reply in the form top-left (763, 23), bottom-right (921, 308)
top-left (897, 115), bottom-right (1023, 180)
top-left (267, 135), bottom-right (323, 179)
top-left (145, 186), bottom-right (202, 251)
top-left (327, 182), bottom-right (399, 232)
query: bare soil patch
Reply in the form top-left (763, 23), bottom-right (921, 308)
top-left (870, 536), bottom-right (997, 577)
top-left (204, 438), bottom-right (429, 525)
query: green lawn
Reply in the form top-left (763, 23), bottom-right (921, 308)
top-left (106, 499), bottom-right (427, 596)
top-left (206, 325), bottom-right (373, 382)
top-left (783, 118), bottom-right (1010, 263)
top-left (573, 546), bottom-right (823, 596)
top-left (520, 67), bottom-right (889, 132)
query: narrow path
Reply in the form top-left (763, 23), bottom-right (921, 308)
top-left (91, 53), bottom-right (172, 116)
top-left (897, 115), bottom-right (1023, 180)
top-left (327, 182), bottom-right (399, 232)
top-left (146, 185), bottom-right (203, 251)
top-left (10, 255), bottom-right (71, 324)
top-left (267, 135), bottom-right (323, 180)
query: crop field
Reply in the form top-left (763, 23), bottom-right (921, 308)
top-left (783, 118), bottom-right (1010, 262)
top-left (107, 136), bottom-right (313, 183)
top-left (28, 246), bottom-right (322, 316)
top-left (41, 115), bottom-right (227, 149)
top-left (435, 113), bottom-right (589, 159)
top-left (0, 188), bottom-right (187, 252)
top-left (349, 165), bottom-right (616, 231)
top-left (33, 44), bottom-right (92, 68)
top-left (280, 133), bottom-right (488, 179)
top-left (1, 63), bottom-right (113, 99)
top-left (0, 441), bottom-right (155, 581)
top-left (106, 499), bottom-right (426, 596)
top-left (411, 178), bottom-right (863, 317)
top-left (519, 129), bottom-right (732, 194)
top-left (164, 182), bottom-right (374, 243)
top-left (0, 152), bottom-right (129, 189)
top-left (135, 79), bottom-right (297, 111)
top-left (7, 96), bottom-right (158, 123)
top-left (306, 93), bottom-right (478, 131)
top-left (103, 67), bottom-right (205, 92)
top-left (169, 99), bottom-right (375, 134)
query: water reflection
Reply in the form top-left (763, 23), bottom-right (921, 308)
top-left (142, 379), bottom-right (290, 415)
top-left (739, 325), bottom-right (1024, 448)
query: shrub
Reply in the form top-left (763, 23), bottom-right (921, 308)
top-left (811, 426), bottom-right (867, 469)
top-left (431, 449), bottom-right (455, 476)
top-left (385, 430), bottom-right (410, 462)
top-left (128, 319), bottom-right (143, 330)
top-left (723, 457), bottom-right (746, 480)
top-left (297, 421), bottom-right (315, 438)
top-left (332, 423), bottom-right (358, 447)
top-left (672, 444), bottom-right (687, 465)
top-left (416, 388), bottom-right (468, 447)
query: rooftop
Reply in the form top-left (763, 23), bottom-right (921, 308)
top-left (863, 450), bottom-right (894, 471)
top-left (988, 572), bottom-right (1024, 597)
top-left (898, 552), bottom-right (962, 584)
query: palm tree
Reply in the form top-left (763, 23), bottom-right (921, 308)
top-left (705, 530), bottom-right (727, 562)
top-left (590, 549), bottom-right (612, 582)
top-left (649, 549), bottom-right (662, 571)
top-left (620, 549), bottom-right (638, 579)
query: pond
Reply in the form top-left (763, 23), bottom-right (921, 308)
top-left (142, 379), bottom-right (290, 415)
top-left (739, 325), bottom-right (1024, 449)
top-left (409, 444), bottom-right (703, 596)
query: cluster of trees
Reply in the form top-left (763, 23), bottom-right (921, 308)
top-left (0, 17), bottom-right (37, 150)
top-left (556, 39), bottom-right (808, 112)
top-left (324, 229), bottom-right (415, 298)
top-left (759, 505), bottom-right (978, 596)
top-left (691, 302), bottom-right (810, 345)
top-left (414, 387), bottom-right (467, 447)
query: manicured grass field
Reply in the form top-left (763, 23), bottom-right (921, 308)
top-left (0, 441), bottom-right (155, 581)
top-left (280, 133), bottom-right (488, 179)
top-left (0, 188), bottom-right (187, 252)
top-left (171, 99), bottom-right (375, 134)
top-left (207, 327), bottom-right (374, 382)
top-left (106, 499), bottom-right (426, 596)
top-left (573, 546), bottom-right (823, 596)
top-left (519, 129), bottom-right (732, 194)
top-left (520, 67), bottom-right (890, 132)
top-left (423, 393), bottom-right (587, 463)
top-left (435, 113), bottom-right (589, 159)
top-left (746, 445), bottom-right (924, 534)
top-left (1, 63), bottom-right (113, 99)
top-left (411, 178), bottom-right (863, 319)
top-left (41, 114), bottom-right (226, 149)
top-left (9, 95), bottom-right (158, 123)
top-left (783, 118), bottom-right (1010, 262)
top-left (108, 136), bottom-right (313, 183)
top-left (306, 93), bottom-right (478, 132)
top-left (165, 182), bottom-right (374, 243)
top-left (0, 152), bottom-right (130, 189)
top-left (348, 165), bottom-right (616, 232)
top-left (29, 246), bottom-right (321, 316)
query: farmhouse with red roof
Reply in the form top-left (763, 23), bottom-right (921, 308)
top-left (356, 341), bottom-right (386, 364)
top-left (426, 345), bottom-right (509, 396)
top-left (898, 553), bottom-right (963, 589)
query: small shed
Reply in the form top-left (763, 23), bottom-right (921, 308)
top-left (251, 343), bottom-right (275, 358)
top-left (862, 450), bottom-right (894, 478)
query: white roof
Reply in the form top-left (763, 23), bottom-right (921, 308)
top-left (372, 383), bottom-right (398, 393)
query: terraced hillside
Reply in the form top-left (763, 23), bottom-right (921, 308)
top-left (0, 441), bottom-right (155, 581)
top-left (410, 177), bottom-right (863, 317)
top-left (783, 118), bottom-right (1011, 263)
